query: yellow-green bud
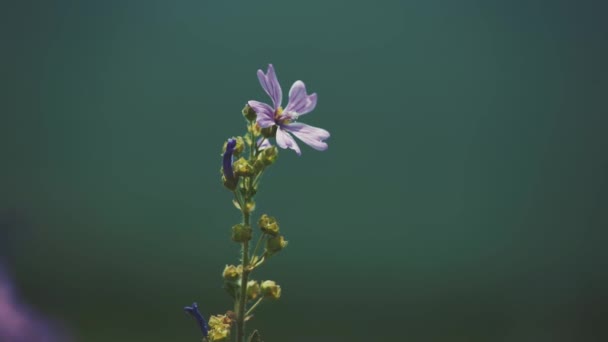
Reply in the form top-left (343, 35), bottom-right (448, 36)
top-left (246, 280), bottom-right (261, 300)
top-left (260, 280), bottom-right (281, 300)
top-left (253, 159), bottom-right (265, 173)
top-left (208, 315), bottom-right (232, 341)
top-left (234, 136), bottom-right (245, 156)
top-left (257, 146), bottom-right (278, 166)
top-left (221, 173), bottom-right (238, 191)
top-left (223, 265), bottom-right (241, 281)
top-left (209, 327), bottom-right (230, 342)
top-left (243, 200), bottom-right (256, 214)
top-left (248, 122), bottom-right (261, 138)
top-left (242, 104), bottom-right (257, 121)
top-left (233, 157), bottom-right (254, 177)
top-left (222, 136), bottom-right (245, 157)
top-left (265, 235), bottom-right (287, 254)
top-left (258, 214), bottom-right (279, 236)
top-left (261, 125), bottom-right (277, 138)
top-left (231, 224), bottom-right (252, 242)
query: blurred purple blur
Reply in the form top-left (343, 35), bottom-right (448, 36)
top-left (0, 266), bottom-right (69, 342)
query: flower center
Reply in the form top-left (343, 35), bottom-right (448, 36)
top-left (275, 107), bottom-right (299, 124)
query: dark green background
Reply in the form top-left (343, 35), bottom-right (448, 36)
top-left (1, 0), bottom-right (607, 341)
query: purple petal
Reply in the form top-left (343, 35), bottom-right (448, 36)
top-left (257, 138), bottom-right (272, 150)
top-left (183, 302), bottom-right (209, 337)
top-left (283, 122), bottom-right (330, 151)
top-left (276, 127), bottom-right (301, 156)
top-left (222, 138), bottom-right (237, 182)
top-left (284, 81), bottom-right (317, 116)
top-left (257, 64), bottom-right (282, 109)
top-left (247, 101), bottom-right (276, 128)
top-left (1, 266), bottom-right (70, 342)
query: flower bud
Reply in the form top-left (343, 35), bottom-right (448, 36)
top-left (222, 136), bottom-right (244, 157)
top-left (265, 235), bottom-right (287, 254)
top-left (253, 159), bottom-right (265, 174)
top-left (242, 104), bottom-right (257, 121)
top-left (231, 224), bottom-right (252, 242)
top-left (244, 200), bottom-right (256, 214)
top-left (233, 157), bottom-right (254, 177)
top-left (248, 122), bottom-right (261, 137)
top-left (261, 125), bottom-right (277, 138)
top-left (246, 280), bottom-right (261, 300)
top-left (221, 174), bottom-right (238, 191)
top-left (222, 265), bottom-right (241, 281)
top-left (208, 314), bottom-right (232, 341)
top-left (183, 302), bottom-right (209, 337)
top-left (221, 138), bottom-right (238, 190)
top-left (234, 136), bottom-right (245, 156)
top-left (258, 214), bottom-right (279, 236)
top-left (257, 146), bottom-right (278, 166)
top-left (209, 314), bottom-right (232, 328)
top-left (260, 280), bottom-right (281, 300)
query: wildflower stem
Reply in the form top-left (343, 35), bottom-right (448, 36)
top-left (236, 209), bottom-right (251, 342)
top-left (252, 169), bottom-right (265, 188)
top-left (232, 191), bottom-right (244, 210)
top-left (248, 122), bottom-right (255, 162)
top-left (245, 297), bottom-right (264, 317)
top-left (251, 254), bottom-right (266, 269)
top-left (250, 233), bottom-right (266, 266)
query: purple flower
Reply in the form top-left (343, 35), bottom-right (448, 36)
top-left (183, 302), bottom-right (209, 337)
top-left (248, 64), bottom-right (330, 156)
top-left (0, 266), bottom-right (69, 342)
top-left (223, 138), bottom-right (237, 182)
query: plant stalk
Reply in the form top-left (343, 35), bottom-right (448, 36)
top-left (236, 210), bottom-right (250, 342)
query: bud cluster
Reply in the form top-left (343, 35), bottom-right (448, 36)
top-left (220, 108), bottom-right (279, 194)
top-left (257, 214), bottom-right (288, 256)
top-left (208, 314), bottom-right (232, 341)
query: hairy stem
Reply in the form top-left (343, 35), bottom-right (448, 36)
top-left (236, 210), bottom-right (250, 342)
top-left (245, 297), bottom-right (264, 317)
top-left (250, 233), bottom-right (265, 265)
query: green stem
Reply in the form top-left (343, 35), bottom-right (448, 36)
top-left (245, 297), bottom-right (264, 317)
top-left (249, 122), bottom-right (255, 162)
top-left (252, 169), bottom-right (265, 188)
top-left (236, 210), bottom-right (250, 342)
top-left (250, 233), bottom-right (265, 266)
top-left (236, 122), bottom-right (258, 342)
top-left (233, 190), bottom-right (244, 210)
top-left (251, 253), bottom-right (267, 269)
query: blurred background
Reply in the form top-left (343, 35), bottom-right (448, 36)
top-left (1, 0), bottom-right (607, 341)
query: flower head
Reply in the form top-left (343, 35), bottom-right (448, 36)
top-left (258, 214), bottom-right (279, 236)
top-left (208, 314), bottom-right (232, 341)
top-left (260, 280), bottom-right (282, 300)
top-left (222, 265), bottom-right (241, 281)
top-left (221, 138), bottom-right (238, 190)
top-left (265, 235), bottom-right (288, 255)
top-left (246, 280), bottom-right (261, 300)
top-left (183, 302), bottom-right (209, 338)
top-left (248, 64), bottom-right (330, 156)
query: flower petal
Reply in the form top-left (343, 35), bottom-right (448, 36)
top-left (183, 302), bottom-right (209, 337)
top-left (257, 64), bottom-right (282, 109)
top-left (223, 138), bottom-right (237, 182)
top-left (248, 100), bottom-right (276, 128)
top-left (275, 126), bottom-right (301, 156)
top-left (284, 81), bottom-right (317, 116)
top-left (257, 137), bottom-right (272, 150)
top-left (283, 122), bottom-right (329, 151)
